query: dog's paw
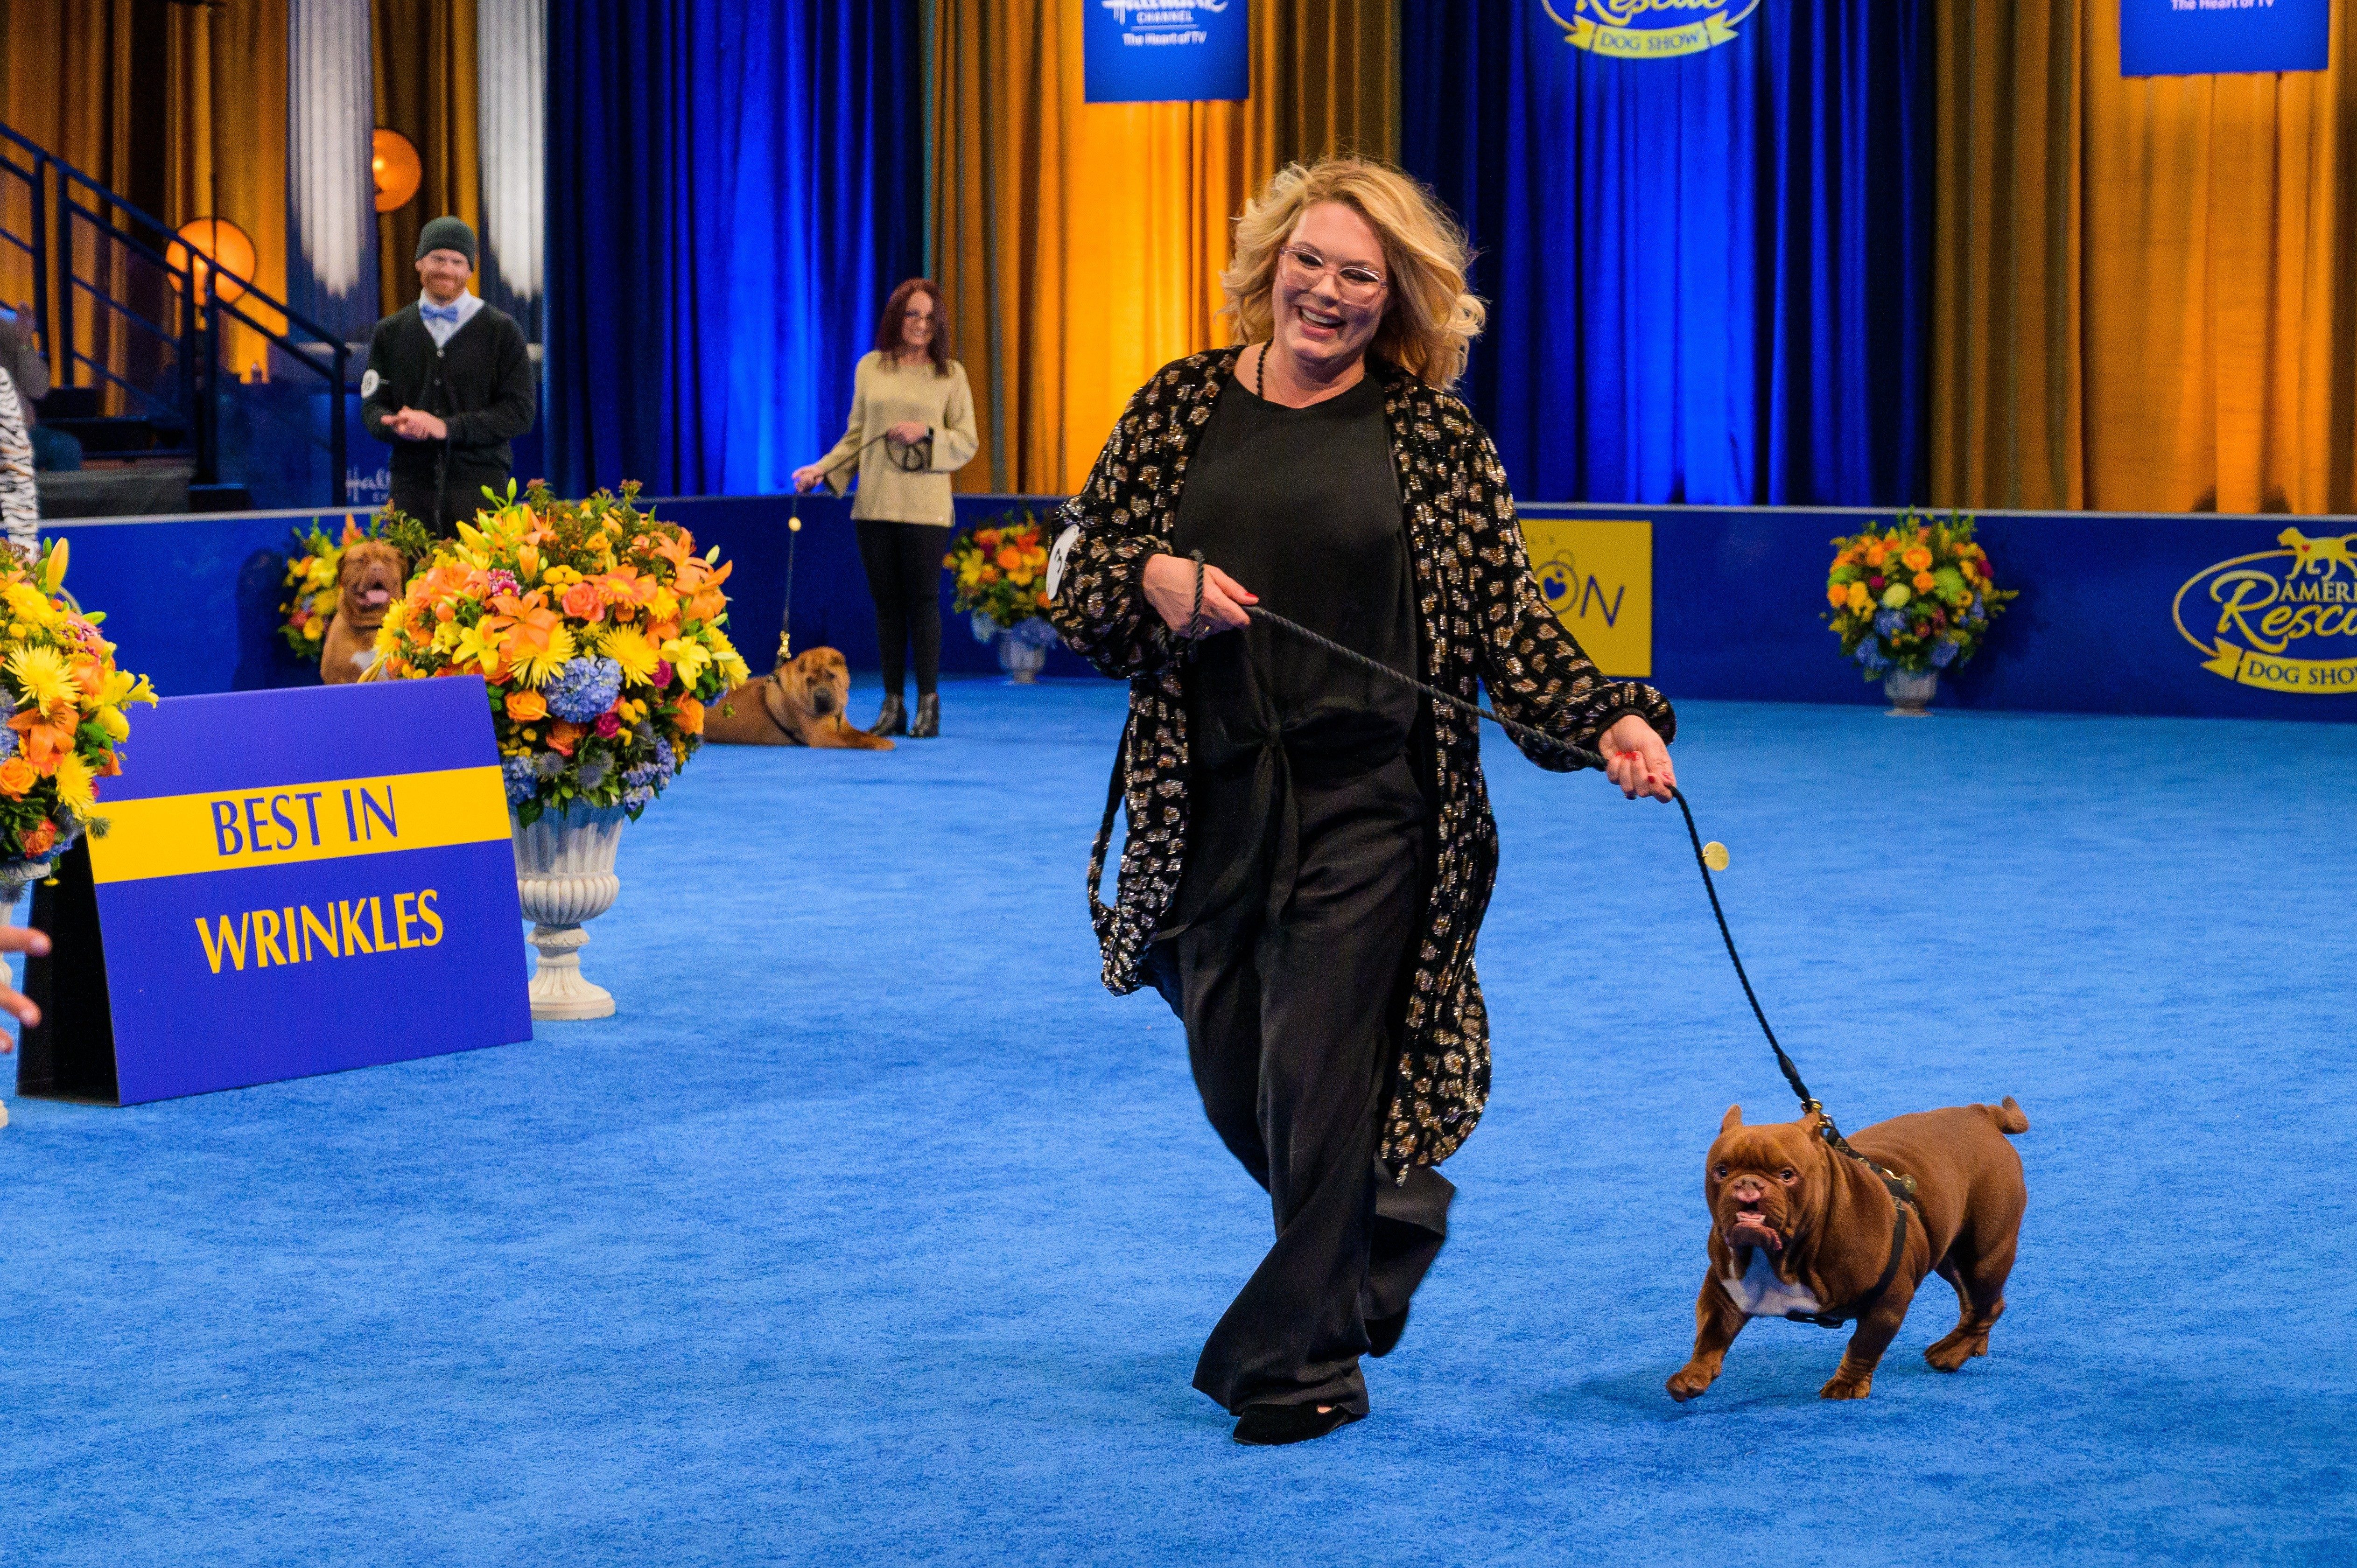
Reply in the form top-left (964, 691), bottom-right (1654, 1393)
top-left (1666, 1365), bottom-right (1716, 1403)
top-left (1817, 1372), bottom-right (1873, 1401)
top-left (1923, 1333), bottom-right (1989, 1372)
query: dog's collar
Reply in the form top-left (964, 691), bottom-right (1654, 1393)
top-left (756, 673), bottom-right (800, 739)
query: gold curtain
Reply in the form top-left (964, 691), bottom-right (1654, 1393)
top-left (931, 0), bottom-right (1397, 495)
top-left (164, 0), bottom-right (290, 371)
top-left (0, 0), bottom-right (144, 400)
top-left (372, 0), bottom-right (479, 316)
top-left (1933, 0), bottom-right (2357, 515)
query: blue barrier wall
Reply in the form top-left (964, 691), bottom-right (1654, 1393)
top-left (47, 496), bottom-right (2357, 724)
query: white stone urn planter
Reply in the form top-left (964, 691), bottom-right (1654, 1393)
top-left (512, 803), bottom-right (627, 1021)
top-left (1883, 668), bottom-right (1938, 716)
top-left (973, 611), bottom-right (1058, 682)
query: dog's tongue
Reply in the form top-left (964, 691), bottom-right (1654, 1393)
top-left (363, 588), bottom-right (391, 606)
top-left (1731, 1211), bottom-right (1782, 1252)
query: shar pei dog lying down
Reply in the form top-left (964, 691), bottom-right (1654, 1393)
top-left (704, 647), bottom-right (893, 750)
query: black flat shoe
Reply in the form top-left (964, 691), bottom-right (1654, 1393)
top-left (1367, 1306), bottom-right (1409, 1358)
top-left (1232, 1403), bottom-right (1362, 1447)
top-left (867, 693), bottom-right (907, 737)
top-left (910, 692), bottom-right (940, 738)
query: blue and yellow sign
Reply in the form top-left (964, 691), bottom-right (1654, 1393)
top-left (81, 679), bottom-right (531, 1102)
top-left (2174, 528), bottom-right (2357, 697)
top-left (1541, 0), bottom-right (1762, 59)
top-left (1521, 518), bottom-right (1653, 677)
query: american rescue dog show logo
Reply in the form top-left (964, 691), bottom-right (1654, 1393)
top-left (1541, 0), bottom-right (1762, 58)
top-left (2174, 527), bottom-right (2357, 695)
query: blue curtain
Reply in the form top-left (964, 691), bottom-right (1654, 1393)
top-left (546, 0), bottom-right (926, 497)
top-left (1400, 1), bottom-right (1928, 506)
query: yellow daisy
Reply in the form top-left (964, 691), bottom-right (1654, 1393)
top-left (8, 644), bottom-right (75, 715)
top-left (50, 751), bottom-right (95, 814)
top-left (599, 624), bottom-right (661, 685)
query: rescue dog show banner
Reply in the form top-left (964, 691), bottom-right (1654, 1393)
top-left (17, 680), bottom-right (531, 1105)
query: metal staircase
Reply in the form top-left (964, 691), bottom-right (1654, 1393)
top-left (0, 120), bottom-right (350, 508)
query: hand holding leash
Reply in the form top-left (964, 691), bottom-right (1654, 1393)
top-left (1143, 551), bottom-right (1254, 636)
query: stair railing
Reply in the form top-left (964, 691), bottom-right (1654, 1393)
top-left (0, 120), bottom-right (349, 504)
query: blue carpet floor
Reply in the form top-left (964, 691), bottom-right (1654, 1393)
top-left (4, 678), bottom-right (2353, 1566)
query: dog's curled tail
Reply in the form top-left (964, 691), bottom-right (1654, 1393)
top-left (1978, 1096), bottom-right (2029, 1135)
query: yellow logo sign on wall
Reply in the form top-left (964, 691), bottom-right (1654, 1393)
top-left (2174, 528), bottom-right (2357, 695)
top-left (1519, 518), bottom-right (1652, 678)
top-left (1541, 0), bottom-right (1762, 59)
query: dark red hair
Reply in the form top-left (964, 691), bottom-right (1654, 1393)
top-left (875, 278), bottom-right (951, 376)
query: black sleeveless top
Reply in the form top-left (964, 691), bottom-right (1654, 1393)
top-left (1164, 369), bottom-right (1427, 928)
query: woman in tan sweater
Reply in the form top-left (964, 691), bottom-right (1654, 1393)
top-left (793, 279), bottom-right (980, 738)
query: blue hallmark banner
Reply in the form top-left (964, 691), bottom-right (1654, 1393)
top-left (83, 679), bottom-right (531, 1103)
top-left (1084, 0), bottom-right (1250, 103)
top-left (2121, 0), bottom-right (2331, 77)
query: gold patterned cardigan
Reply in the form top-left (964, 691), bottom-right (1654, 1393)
top-left (1047, 347), bottom-right (1676, 1171)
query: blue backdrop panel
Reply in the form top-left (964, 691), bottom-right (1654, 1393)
top-left (1399, 0), bottom-right (1929, 507)
top-left (1529, 503), bottom-right (2357, 722)
top-left (49, 500), bottom-right (2357, 722)
top-left (545, 0), bottom-right (926, 498)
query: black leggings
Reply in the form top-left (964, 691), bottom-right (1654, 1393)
top-left (855, 520), bottom-right (947, 698)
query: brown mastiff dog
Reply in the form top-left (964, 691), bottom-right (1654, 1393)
top-left (1668, 1099), bottom-right (2028, 1403)
top-left (704, 647), bottom-right (893, 750)
top-left (319, 539), bottom-right (407, 685)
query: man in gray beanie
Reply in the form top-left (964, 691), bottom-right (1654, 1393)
top-left (360, 216), bottom-right (536, 534)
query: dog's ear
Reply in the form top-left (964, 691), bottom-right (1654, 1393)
top-left (1798, 1106), bottom-right (1824, 1136)
top-left (1720, 1105), bottom-right (1743, 1133)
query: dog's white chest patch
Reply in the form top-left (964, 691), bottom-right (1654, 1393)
top-left (1720, 1246), bottom-right (1823, 1319)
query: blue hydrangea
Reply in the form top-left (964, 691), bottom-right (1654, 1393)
top-left (0, 728), bottom-right (17, 761)
top-left (623, 736), bottom-right (677, 794)
top-left (1967, 599), bottom-right (1986, 625)
top-left (1930, 638), bottom-right (1961, 669)
top-left (622, 784), bottom-right (656, 812)
top-left (1855, 641), bottom-right (1891, 673)
top-left (1873, 609), bottom-right (1908, 637)
top-left (501, 756), bottom-right (539, 803)
top-left (542, 656), bottom-right (624, 723)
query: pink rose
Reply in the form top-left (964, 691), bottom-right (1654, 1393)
top-left (652, 659), bottom-right (674, 688)
top-left (595, 710), bottom-right (622, 740)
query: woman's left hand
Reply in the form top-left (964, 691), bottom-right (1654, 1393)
top-left (1599, 714), bottom-right (1675, 802)
top-left (885, 420), bottom-right (930, 446)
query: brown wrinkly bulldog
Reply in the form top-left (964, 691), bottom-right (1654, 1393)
top-left (319, 540), bottom-right (407, 685)
top-left (703, 647), bottom-right (893, 750)
top-left (1667, 1098), bottom-right (2028, 1403)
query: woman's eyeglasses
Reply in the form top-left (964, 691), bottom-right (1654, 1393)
top-left (1277, 244), bottom-right (1387, 300)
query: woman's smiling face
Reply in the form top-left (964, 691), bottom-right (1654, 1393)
top-left (900, 290), bottom-right (936, 354)
top-left (1270, 200), bottom-right (1389, 380)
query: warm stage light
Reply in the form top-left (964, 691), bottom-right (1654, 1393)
top-left (166, 217), bottom-right (257, 304)
top-left (372, 128), bottom-right (422, 212)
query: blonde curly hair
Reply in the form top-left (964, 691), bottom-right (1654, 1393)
top-left (1220, 158), bottom-right (1486, 391)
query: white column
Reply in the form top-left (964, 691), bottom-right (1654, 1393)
top-left (476, 0), bottom-right (546, 343)
top-left (285, 0), bottom-right (378, 343)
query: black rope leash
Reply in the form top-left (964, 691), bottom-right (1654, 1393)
top-left (779, 430), bottom-right (932, 659)
top-left (1190, 559), bottom-right (1889, 1170)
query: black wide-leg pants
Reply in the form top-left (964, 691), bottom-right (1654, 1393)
top-left (1150, 753), bottom-right (1453, 1416)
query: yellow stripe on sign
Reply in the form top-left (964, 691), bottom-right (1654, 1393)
top-left (88, 767), bottom-right (512, 885)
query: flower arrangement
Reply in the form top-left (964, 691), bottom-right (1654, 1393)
top-left (372, 481), bottom-right (751, 827)
top-left (945, 511), bottom-right (1054, 630)
top-left (0, 540), bottom-right (155, 879)
top-left (1824, 511), bottom-right (2017, 678)
top-left (278, 513), bottom-right (395, 657)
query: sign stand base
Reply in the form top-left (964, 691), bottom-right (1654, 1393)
top-left (16, 842), bottom-right (122, 1105)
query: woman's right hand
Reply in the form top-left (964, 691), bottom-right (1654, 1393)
top-left (791, 464), bottom-right (824, 493)
top-left (1142, 553), bottom-right (1256, 636)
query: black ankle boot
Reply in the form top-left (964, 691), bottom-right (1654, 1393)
top-left (910, 693), bottom-right (940, 738)
top-left (868, 693), bottom-right (907, 737)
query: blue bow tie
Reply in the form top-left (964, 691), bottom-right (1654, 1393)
top-left (421, 301), bottom-right (463, 323)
